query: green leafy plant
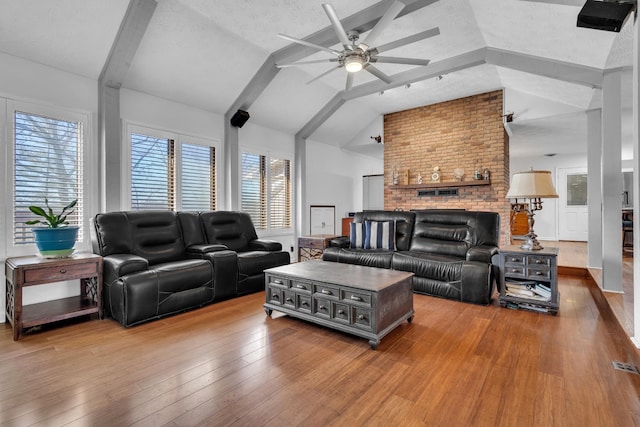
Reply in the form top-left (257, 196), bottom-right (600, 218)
top-left (26, 198), bottom-right (78, 228)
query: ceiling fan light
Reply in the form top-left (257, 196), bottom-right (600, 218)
top-left (345, 56), bottom-right (363, 72)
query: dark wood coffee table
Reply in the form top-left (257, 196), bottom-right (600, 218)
top-left (264, 260), bottom-right (414, 349)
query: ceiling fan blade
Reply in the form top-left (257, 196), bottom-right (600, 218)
top-left (306, 66), bottom-right (340, 85)
top-left (277, 59), bottom-right (337, 68)
top-left (375, 28), bottom-right (440, 54)
top-left (372, 56), bottom-right (430, 66)
top-left (361, 0), bottom-right (405, 48)
top-left (277, 33), bottom-right (342, 56)
top-left (364, 64), bottom-right (392, 84)
top-left (345, 73), bottom-right (354, 91)
top-left (321, 4), bottom-right (353, 49)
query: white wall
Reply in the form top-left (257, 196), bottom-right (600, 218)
top-left (0, 53), bottom-right (100, 321)
top-left (511, 153), bottom-right (588, 241)
top-left (305, 139), bottom-right (383, 232)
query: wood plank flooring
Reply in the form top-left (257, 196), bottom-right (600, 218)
top-left (2, 271), bottom-right (640, 426)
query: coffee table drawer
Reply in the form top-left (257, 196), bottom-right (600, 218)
top-left (353, 307), bottom-right (372, 331)
top-left (314, 298), bottom-right (331, 318)
top-left (314, 284), bottom-right (339, 299)
top-left (332, 302), bottom-right (350, 324)
top-left (297, 294), bottom-right (312, 313)
top-left (283, 290), bottom-right (296, 308)
top-left (266, 287), bottom-right (283, 305)
top-left (291, 279), bottom-right (312, 294)
top-left (266, 274), bottom-right (289, 288)
top-left (343, 289), bottom-right (372, 307)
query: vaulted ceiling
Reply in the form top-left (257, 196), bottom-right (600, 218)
top-left (0, 0), bottom-right (634, 158)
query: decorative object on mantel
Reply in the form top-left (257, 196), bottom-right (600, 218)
top-left (400, 169), bottom-right (409, 185)
top-left (392, 166), bottom-right (399, 185)
top-left (483, 168), bottom-right (490, 181)
top-left (431, 166), bottom-right (441, 182)
top-left (26, 198), bottom-right (79, 258)
top-left (506, 169), bottom-right (558, 251)
top-left (417, 173), bottom-right (423, 184)
top-left (453, 168), bottom-right (464, 181)
top-left (474, 160), bottom-right (483, 180)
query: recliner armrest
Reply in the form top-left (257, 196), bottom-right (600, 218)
top-left (249, 239), bottom-right (282, 251)
top-left (186, 244), bottom-right (228, 254)
top-left (103, 254), bottom-right (149, 285)
top-left (466, 245), bottom-right (499, 263)
top-left (329, 236), bottom-right (350, 248)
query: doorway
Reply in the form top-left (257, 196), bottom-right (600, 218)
top-left (558, 167), bottom-right (588, 241)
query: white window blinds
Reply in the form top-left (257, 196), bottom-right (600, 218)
top-left (181, 143), bottom-right (216, 211)
top-left (14, 111), bottom-right (83, 244)
top-left (241, 151), bottom-right (291, 232)
top-left (131, 133), bottom-right (175, 210)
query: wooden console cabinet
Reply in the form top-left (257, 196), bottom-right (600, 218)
top-left (498, 246), bottom-right (559, 315)
top-left (5, 253), bottom-right (103, 340)
top-left (298, 234), bottom-right (340, 262)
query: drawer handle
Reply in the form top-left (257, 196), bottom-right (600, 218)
top-left (319, 305), bottom-right (327, 311)
top-left (338, 309), bottom-right (345, 315)
top-left (272, 294), bottom-right (280, 300)
top-left (285, 298), bottom-right (293, 303)
top-left (358, 314), bottom-right (366, 321)
top-left (350, 295), bottom-right (363, 302)
top-left (510, 258), bottom-right (519, 262)
top-left (302, 301), bottom-right (309, 307)
top-left (273, 279), bottom-right (283, 285)
top-left (535, 260), bottom-right (544, 264)
top-left (60, 269), bottom-right (67, 274)
top-left (295, 284), bottom-right (306, 290)
top-left (321, 289), bottom-right (333, 295)
top-left (510, 269), bottom-right (520, 273)
top-left (535, 271), bottom-right (544, 276)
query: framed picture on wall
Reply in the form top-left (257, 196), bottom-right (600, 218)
top-left (310, 205), bottom-right (335, 235)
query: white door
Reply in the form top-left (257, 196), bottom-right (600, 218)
top-left (363, 175), bottom-right (384, 210)
top-left (558, 168), bottom-right (588, 241)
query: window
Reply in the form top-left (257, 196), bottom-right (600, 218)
top-left (241, 151), bottom-right (292, 232)
top-left (128, 124), bottom-right (217, 211)
top-left (13, 110), bottom-right (84, 244)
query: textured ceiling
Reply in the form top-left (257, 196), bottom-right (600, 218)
top-left (0, 0), bottom-right (634, 159)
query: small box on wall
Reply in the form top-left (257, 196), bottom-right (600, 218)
top-left (400, 169), bottom-right (409, 185)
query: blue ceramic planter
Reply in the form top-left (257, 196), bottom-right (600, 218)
top-left (32, 226), bottom-right (79, 258)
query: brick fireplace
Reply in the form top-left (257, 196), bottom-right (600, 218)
top-left (383, 90), bottom-right (511, 245)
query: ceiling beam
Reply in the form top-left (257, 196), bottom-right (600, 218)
top-left (99, 0), bottom-right (157, 88)
top-left (485, 47), bottom-right (604, 89)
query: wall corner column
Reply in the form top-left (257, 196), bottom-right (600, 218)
top-left (587, 108), bottom-right (603, 268)
top-left (601, 70), bottom-right (623, 293)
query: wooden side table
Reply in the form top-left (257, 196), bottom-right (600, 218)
top-left (5, 253), bottom-right (103, 340)
top-left (298, 235), bottom-right (341, 262)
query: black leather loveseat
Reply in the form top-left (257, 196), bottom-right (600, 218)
top-left (322, 210), bottom-right (500, 305)
top-left (91, 210), bottom-right (290, 326)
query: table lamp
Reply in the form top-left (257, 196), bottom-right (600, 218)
top-left (506, 169), bottom-right (558, 250)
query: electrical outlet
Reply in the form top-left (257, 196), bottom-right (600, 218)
top-left (290, 245), bottom-right (294, 252)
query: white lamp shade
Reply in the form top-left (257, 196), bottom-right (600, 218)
top-left (506, 170), bottom-right (558, 199)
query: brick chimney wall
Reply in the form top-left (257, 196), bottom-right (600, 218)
top-left (383, 90), bottom-right (511, 246)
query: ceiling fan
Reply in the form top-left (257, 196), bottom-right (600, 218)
top-left (276, 1), bottom-right (440, 91)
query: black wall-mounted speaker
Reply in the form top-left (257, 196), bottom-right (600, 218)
top-left (577, 0), bottom-right (634, 33)
top-left (230, 109), bottom-right (250, 128)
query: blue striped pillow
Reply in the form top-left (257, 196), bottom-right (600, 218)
top-left (350, 222), bottom-right (366, 248)
top-left (364, 220), bottom-right (395, 250)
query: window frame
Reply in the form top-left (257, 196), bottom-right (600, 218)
top-left (239, 146), bottom-right (294, 237)
top-left (123, 121), bottom-right (220, 211)
top-left (5, 99), bottom-right (94, 257)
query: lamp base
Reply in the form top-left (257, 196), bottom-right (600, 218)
top-left (520, 233), bottom-right (544, 251)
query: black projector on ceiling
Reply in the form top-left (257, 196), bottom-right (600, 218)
top-left (577, 0), bottom-right (634, 32)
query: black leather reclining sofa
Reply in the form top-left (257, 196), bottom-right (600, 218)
top-left (322, 210), bottom-right (500, 305)
top-left (91, 210), bottom-right (290, 326)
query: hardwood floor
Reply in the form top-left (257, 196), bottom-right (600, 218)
top-left (2, 272), bottom-right (640, 426)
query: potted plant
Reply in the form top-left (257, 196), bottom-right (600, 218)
top-left (26, 198), bottom-right (79, 258)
